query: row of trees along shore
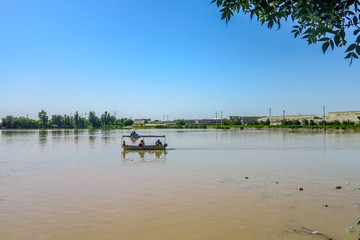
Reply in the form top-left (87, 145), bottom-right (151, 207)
top-left (0, 110), bottom-right (134, 129)
top-left (214, 117), bottom-right (360, 129)
top-left (221, 118), bottom-right (360, 126)
top-left (2, 111), bottom-right (360, 130)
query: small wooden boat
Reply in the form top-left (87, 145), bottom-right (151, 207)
top-left (121, 135), bottom-right (168, 150)
top-left (122, 144), bottom-right (167, 150)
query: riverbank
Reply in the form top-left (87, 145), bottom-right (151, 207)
top-left (2, 124), bottom-right (360, 132)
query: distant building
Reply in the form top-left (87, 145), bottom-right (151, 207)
top-left (230, 116), bottom-right (263, 124)
top-left (163, 119), bottom-right (221, 126)
top-left (134, 118), bottom-right (151, 124)
top-left (195, 119), bottom-right (219, 125)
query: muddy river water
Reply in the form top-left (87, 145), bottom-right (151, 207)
top-left (0, 129), bottom-right (359, 240)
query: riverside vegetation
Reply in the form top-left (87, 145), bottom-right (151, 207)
top-left (1, 110), bottom-right (360, 131)
top-left (1, 110), bottom-right (133, 130)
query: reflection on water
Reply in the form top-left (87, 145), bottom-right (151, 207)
top-left (122, 150), bottom-right (167, 160)
top-left (1, 130), bottom-right (37, 137)
top-left (1, 129), bottom-right (360, 240)
top-left (121, 150), bottom-right (167, 166)
top-left (38, 130), bottom-right (48, 147)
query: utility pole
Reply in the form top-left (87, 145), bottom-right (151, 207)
top-left (167, 115), bottom-right (169, 121)
top-left (216, 112), bottom-right (218, 125)
top-left (323, 105), bottom-right (326, 118)
top-left (221, 111), bottom-right (223, 125)
top-left (163, 115), bottom-right (165, 122)
top-left (269, 108), bottom-right (271, 117)
top-left (283, 110), bottom-right (285, 120)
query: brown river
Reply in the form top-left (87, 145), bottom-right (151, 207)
top-left (0, 129), bottom-right (359, 240)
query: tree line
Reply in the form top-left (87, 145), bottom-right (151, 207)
top-left (0, 110), bottom-right (134, 129)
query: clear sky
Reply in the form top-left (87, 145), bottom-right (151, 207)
top-left (1, 0), bottom-right (359, 120)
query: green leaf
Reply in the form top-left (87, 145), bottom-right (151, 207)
top-left (356, 35), bottom-right (360, 43)
top-left (334, 35), bottom-right (340, 46)
top-left (301, 34), bottom-right (310, 39)
top-left (345, 52), bottom-right (352, 59)
top-left (340, 29), bottom-right (345, 39)
top-left (356, 46), bottom-right (360, 55)
top-left (268, 20), bottom-right (274, 29)
top-left (345, 44), bottom-right (357, 52)
top-left (330, 39), bottom-right (334, 50)
top-left (354, 53), bottom-right (359, 59)
top-left (304, 28), bottom-right (312, 34)
top-left (322, 42), bottom-right (329, 53)
top-left (354, 29), bottom-right (360, 35)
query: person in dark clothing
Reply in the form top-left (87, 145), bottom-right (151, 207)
top-left (155, 139), bottom-right (162, 147)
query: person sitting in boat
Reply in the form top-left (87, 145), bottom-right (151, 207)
top-left (139, 140), bottom-right (145, 147)
top-left (130, 131), bottom-right (137, 136)
top-left (155, 139), bottom-right (162, 147)
top-left (122, 141), bottom-right (127, 147)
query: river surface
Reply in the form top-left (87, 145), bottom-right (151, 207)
top-left (0, 129), bottom-right (359, 240)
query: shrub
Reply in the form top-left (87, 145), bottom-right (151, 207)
top-left (302, 119), bottom-right (309, 125)
top-left (176, 119), bottom-right (185, 126)
top-left (222, 119), bottom-right (231, 125)
top-left (123, 119), bottom-right (134, 126)
top-left (232, 119), bottom-right (241, 125)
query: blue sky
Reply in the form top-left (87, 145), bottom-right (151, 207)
top-left (1, 0), bottom-right (359, 120)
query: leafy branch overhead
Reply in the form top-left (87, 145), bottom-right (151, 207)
top-left (212, 0), bottom-right (360, 64)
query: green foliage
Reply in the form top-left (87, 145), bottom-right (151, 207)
top-left (215, 125), bottom-right (230, 129)
top-left (1, 116), bottom-right (39, 129)
top-left (302, 119), bottom-right (309, 125)
top-left (332, 120), bottom-right (341, 125)
top-left (184, 124), bottom-right (207, 129)
top-left (1, 116), bottom-right (14, 128)
top-left (232, 119), bottom-right (242, 125)
top-left (38, 110), bottom-right (48, 128)
top-left (212, 0), bottom-right (360, 64)
top-left (114, 119), bottom-right (123, 126)
top-left (63, 114), bottom-right (74, 128)
top-left (154, 125), bottom-right (168, 128)
top-left (309, 119), bottom-right (317, 126)
top-left (246, 120), bottom-right (260, 125)
top-left (176, 119), bottom-right (186, 126)
top-left (342, 120), bottom-right (355, 125)
top-left (123, 119), bottom-right (134, 126)
top-left (294, 120), bottom-right (301, 125)
top-left (259, 118), bottom-right (271, 125)
top-left (222, 119), bottom-right (231, 125)
top-left (319, 120), bottom-right (327, 126)
top-left (51, 115), bottom-right (64, 127)
top-left (281, 120), bottom-right (292, 125)
top-left (74, 111), bottom-right (80, 128)
top-left (88, 111), bottom-right (101, 128)
top-left (101, 111), bottom-right (115, 126)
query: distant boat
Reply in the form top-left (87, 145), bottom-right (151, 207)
top-left (121, 135), bottom-right (168, 150)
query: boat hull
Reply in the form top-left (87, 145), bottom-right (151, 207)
top-left (122, 145), bottom-right (167, 150)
